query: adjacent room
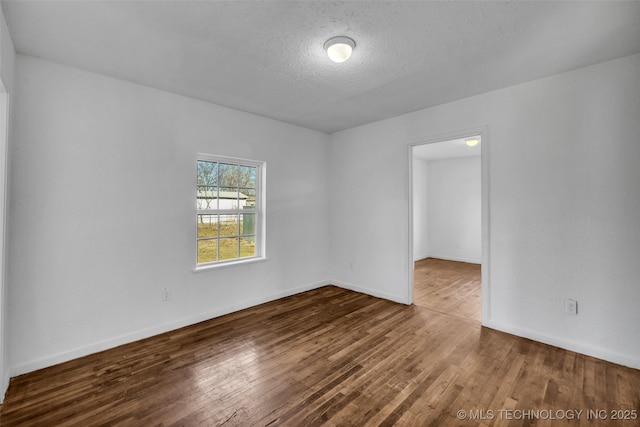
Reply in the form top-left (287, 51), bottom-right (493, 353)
top-left (0, 1), bottom-right (639, 425)
top-left (412, 136), bottom-right (482, 322)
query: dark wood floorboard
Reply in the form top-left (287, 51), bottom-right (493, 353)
top-left (413, 258), bottom-right (481, 322)
top-left (1, 285), bottom-right (639, 426)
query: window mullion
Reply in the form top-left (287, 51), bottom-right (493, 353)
top-left (216, 232), bottom-right (220, 262)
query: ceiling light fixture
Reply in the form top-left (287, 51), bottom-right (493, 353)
top-left (324, 36), bottom-right (356, 63)
top-left (465, 138), bottom-right (480, 147)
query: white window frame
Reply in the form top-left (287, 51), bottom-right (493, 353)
top-left (195, 154), bottom-right (266, 270)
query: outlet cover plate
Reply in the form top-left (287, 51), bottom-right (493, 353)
top-left (565, 299), bottom-right (577, 315)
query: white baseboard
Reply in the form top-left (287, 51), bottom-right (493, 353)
top-left (10, 280), bottom-right (329, 377)
top-left (483, 320), bottom-right (640, 370)
top-left (425, 254), bottom-right (481, 264)
top-left (0, 368), bottom-right (10, 403)
top-left (330, 279), bottom-right (409, 305)
top-left (413, 253), bottom-right (430, 262)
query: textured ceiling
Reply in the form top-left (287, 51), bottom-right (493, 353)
top-left (2, 1), bottom-right (640, 133)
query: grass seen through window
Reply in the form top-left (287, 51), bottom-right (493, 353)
top-left (197, 221), bottom-right (255, 264)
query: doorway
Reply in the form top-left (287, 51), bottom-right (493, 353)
top-left (409, 131), bottom-right (488, 323)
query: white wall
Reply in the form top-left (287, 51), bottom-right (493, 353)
top-left (0, 4), bottom-right (15, 401)
top-left (7, 55), bottom-right (331, 375)
top-left (0, 6), bottom-right (15, 91)
top-left (330, 53), bottom-right (640, 368)
top-left (427, 156), bottom-right (481, 264)
top-left (412, 157), bottom-right (429, 260)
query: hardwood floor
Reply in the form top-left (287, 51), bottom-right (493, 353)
top-left (2, 286), bottom-right (639, 426)
top-left (414, 258), bottom-right (481, 322)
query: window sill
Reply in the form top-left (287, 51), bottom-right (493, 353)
top-left (193, 256), bottom-right (268, 272)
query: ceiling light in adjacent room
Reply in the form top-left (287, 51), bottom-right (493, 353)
top-left (324, 36), bottom-right (356, 63)
top-left (465, 138), bottom-right (480, 147)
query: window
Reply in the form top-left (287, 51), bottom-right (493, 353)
top-left (196, 154), bottom-right (264, 268)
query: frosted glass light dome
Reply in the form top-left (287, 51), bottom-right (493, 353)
top-left (465, 138), bottom-right (480, 147)
top-left (324, 36), bottom-right (356, 63)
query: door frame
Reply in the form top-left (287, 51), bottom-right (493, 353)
top-left (0, 78), bottom-right (9, 401)
top-left (407, 126), bottom-right (490, 324)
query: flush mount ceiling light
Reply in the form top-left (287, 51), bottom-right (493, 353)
top-left (465, 138), bottom-right (480, 147)
top-left (324, 36), bottom-right (356, 63)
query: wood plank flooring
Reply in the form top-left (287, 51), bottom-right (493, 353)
top-left (2, 285), bottom-right (639, 426)
top-left (413, 258), bottom-right (481, 322)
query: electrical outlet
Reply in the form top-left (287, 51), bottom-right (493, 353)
top-left (162, 287), bottom-right (170, 302)
top-left (565, 299), bottom-right (577, 315)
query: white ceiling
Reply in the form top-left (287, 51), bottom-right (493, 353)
top-left (2, 1), bottom-right (639, 134)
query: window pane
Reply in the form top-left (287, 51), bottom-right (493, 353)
top-left (239, 165), bottom-right (256, 189)
top-left (219, 214), bottom-right (239, 237)
top-left (240, 236), bottom-right (256, 257)
top-left (218, 163), bottom-right (239, 187)
top-left (197, 186), bottom-right (218, 209)
top-left (240, 213), bottom-right (255, 236)
top-left (197, 215), bottom-right (218, 238)
top-left (218, 188), bottom-right (241, 209)
top-left (197, 239), bottom-right (218, 264)
top-left (197, 161), bottom-right (218, 186)
top-left (242, 189), bottom-right (256, 208)
top-left (219, 237), bottom-right (239, 261)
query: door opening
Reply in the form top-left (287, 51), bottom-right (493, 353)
top-left (409, 130), bottom-right (489, 323)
